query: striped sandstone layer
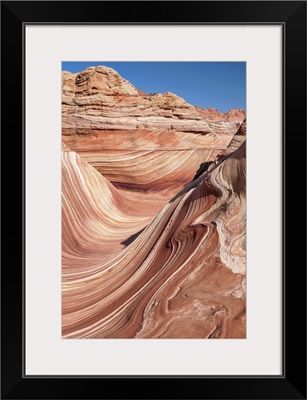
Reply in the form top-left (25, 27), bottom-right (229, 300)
top-left (62, 65), bottom-right (246, 338)
top-left (62, 66), bottom-right (245, 195)
top-left (62, 141), bottom-right (246, 338)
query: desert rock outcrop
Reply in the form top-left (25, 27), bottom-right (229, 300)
top-left (62, 65), bottom-right (246, 338)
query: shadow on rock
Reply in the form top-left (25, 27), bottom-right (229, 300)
top-left (121, 227), bottom-right (146, 247)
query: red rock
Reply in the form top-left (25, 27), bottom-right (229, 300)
top-left (62, 142), bottom-right (246, 338)
top-left (61, 65), bottom-right (246, 339)
top-left (62, 66), bottom-right (245, 193)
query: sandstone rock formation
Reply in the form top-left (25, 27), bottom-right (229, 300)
top-left (62, 65), bottom-right (246, 338)
top-left (62, 66), bottom-right (245, 195)
top-left (195, 106), bottom-right (246, 122)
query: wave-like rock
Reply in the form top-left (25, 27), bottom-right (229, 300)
top-left (62, 149), bottom-right (171, 271)
top-left (62, 65), bottom-right (246, 338)
top-left (62, 66), bottom-right (245, 193)
top-left (62, 141), bottom-right (246, 339)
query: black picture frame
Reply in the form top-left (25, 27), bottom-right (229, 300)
top-left (1, 1), bottom-right (306, 399)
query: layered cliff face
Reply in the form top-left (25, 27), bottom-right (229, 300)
top-left (62, 65), bottom-right (246, 338)
top-left (62, 66), bottom-right (245, 195)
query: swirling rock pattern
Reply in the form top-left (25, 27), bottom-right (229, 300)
top-left (62, 66), bottom-right (245, 194)
top-left (62, 66), bottom-right (246, 338)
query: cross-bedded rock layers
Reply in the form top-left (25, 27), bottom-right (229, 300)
top-left (62, 65), bottom-right (246, 338)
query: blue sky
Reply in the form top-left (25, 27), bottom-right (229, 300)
top-left (62, 62), bottom-right (246, 113)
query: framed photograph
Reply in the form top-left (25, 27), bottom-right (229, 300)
top-left (1, 1), bottom-right (306, 399)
